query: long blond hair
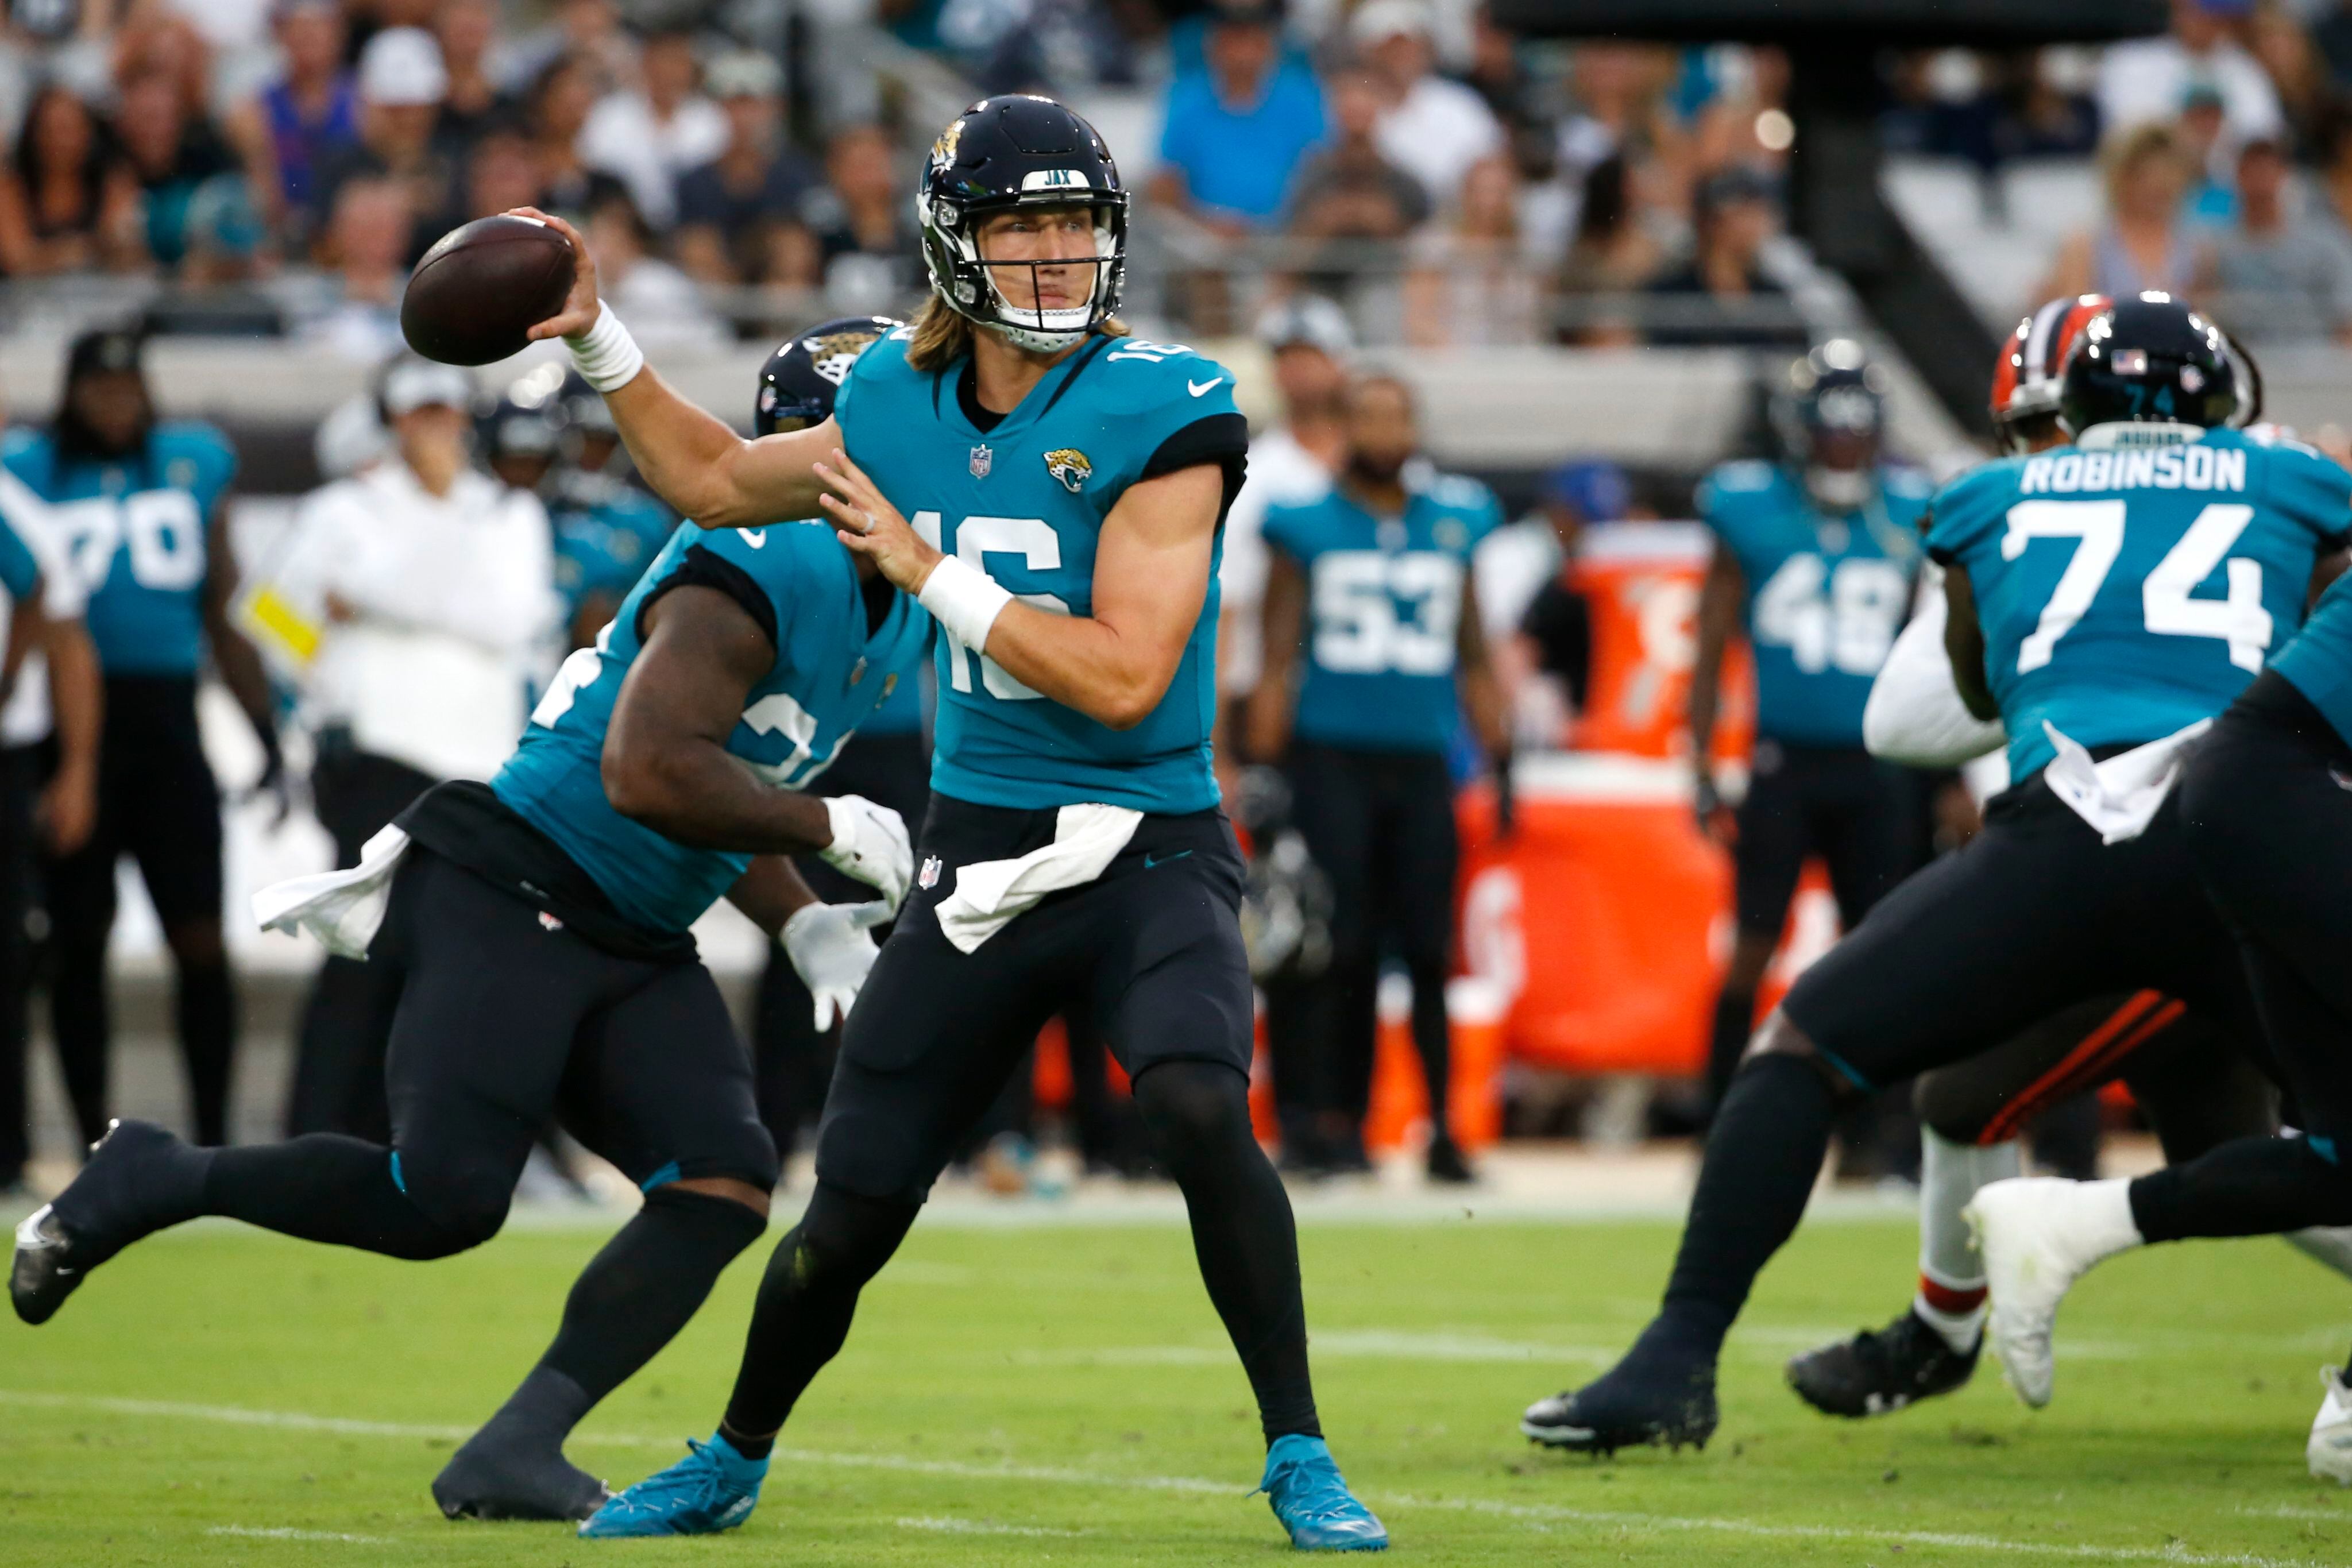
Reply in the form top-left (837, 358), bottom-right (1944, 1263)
top-left (904, 293), bottom-right (1130, 373)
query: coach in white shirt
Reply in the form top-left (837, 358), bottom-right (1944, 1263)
top-left (1353, 0), bottom-right (1503, 210)
top-left (284, 356), bottom-right (559, 1138)
top-left (0, 462), bottom-right (102, 1192)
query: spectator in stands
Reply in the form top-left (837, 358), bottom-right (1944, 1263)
top-left (2319, 102), bottom-right (2352, 239)
top-left (312, 26), bottom-right (451, 254)
top-left (674, 51), bottom-right (817, 287)
top-left (524, 51), bottom-right (625, 226)
top-left (2041, 120), bottom-right (2214, 302)
top-left (584, 187), bottom-right (724, 346)
top-left (1644, 165), bottom-right (1798, 348)
top-left (1462, 2), bottom-right (1546, 145)
top-left (578, 26), bottom-right (725, 233)
top-left (2250, 4), bottom-right (2331, 152)
top-left (1149, 0), bottom-right (1325, 236)
top-left (1351, 0), bottom-right (1503, 209)
top-left (0, 84), bottom-right (141, 276)
top-left (1404, 154), bottom-right (1539, 346)
top-left (281, 355), bottom-right (558, 1141)
top-left (226, 0), bottom-right (360, 246)
top-left (800, 123), bottom-right (920, 315)
top-left (1287, 68), bottom-right (1430, 294)
top-left (299, 175), bottom-right (412, 358)
top-left (2177, 81), bottom-right (2239, 227)
top-left (431, 0), bottom-right (522, 161)
top-left (1553, 153), bottom-right (1663, 347)
top-left (2099, 0), bottom-right (2283, 148)
top-left (113, 69), bottom-right (247, 271)
top-left (2212, 136), bottom-right (2352, 345)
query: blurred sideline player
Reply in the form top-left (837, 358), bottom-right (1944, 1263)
top-left (526, 94), bottom-right (1385, 1548)
top-left (11, 330), bottom-right (927, 1525)
top-left (1521, 295), bottom-right (2351, 1453)
top-left (1249, 372), bottom-right (1506, 1184)
top-left (1689, 341), bottom-right (1928, 1111)
top-left (2, 329), bottom-right (280, 1151)
top-left (0, 457), bottom-right (102, 1194)
top-left (737, 316), bottom-right (935, 1171)
top-left (1788, 295), bottom-right (2352, 1419)
top-left (546, 372), bottom-right (676, 649)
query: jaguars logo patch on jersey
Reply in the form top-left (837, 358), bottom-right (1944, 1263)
top-left (1044, 449), bottom-right (1092, 494)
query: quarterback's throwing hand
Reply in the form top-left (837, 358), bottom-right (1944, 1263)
top-left (819, 449), bottom-right (943, 594)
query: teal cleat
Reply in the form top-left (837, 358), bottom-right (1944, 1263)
top-left (1259, 1434), bottom-right (1388, 1551)
top-left (578, 1434), bottom-right (766, 1539)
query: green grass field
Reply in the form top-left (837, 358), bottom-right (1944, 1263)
top-left (4, 1204), bottom-right (2351, 1566)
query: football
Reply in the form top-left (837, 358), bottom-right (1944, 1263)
top-left (399, 214), bottom-right (576, 366)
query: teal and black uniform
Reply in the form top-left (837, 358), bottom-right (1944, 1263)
top-left (547, 469), bottom-right (675, 640)
top-left (1258, 472), bottom-right (1500, 1157)
top-left (1770, 423), bottom-right (2347, 1098)
top-left (1701, 458), bottom-right (1929, 940)
top-left (2, 418), bottom-right (241, 1146)
top-left (810, 326), bottom-right (1253, 1205)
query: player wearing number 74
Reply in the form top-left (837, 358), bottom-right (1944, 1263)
top-left (1519, 292), bottom-right (2352, 1454)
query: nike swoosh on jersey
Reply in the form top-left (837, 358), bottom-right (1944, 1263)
top-left (740, 529), bottom-right (767, 549)
top-left (1187, 378), bottom-right (1223, 397)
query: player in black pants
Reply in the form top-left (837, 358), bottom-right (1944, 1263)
top-left (1250, 376), bottom-right (1507, 1184)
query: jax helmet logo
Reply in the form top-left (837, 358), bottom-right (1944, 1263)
top-left (1044, 448), bottom-right (1092, 493)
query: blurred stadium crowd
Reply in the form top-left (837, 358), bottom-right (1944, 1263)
top-left (5, 0), bottom-right (2352, 346)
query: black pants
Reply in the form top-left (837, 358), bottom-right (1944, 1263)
top-left (1912, 991), bottom-right (2277, 1167)
top-left (750, 731), bottom-right (928, 1166)
top-left (285, 746), bottom-right (437, 1141)
top-left (44, 674), bottom-right (233, 1146)
top-left (1283, 741), bottom-right (1458, 1148)
top-left (816, 795), bottom-right (1256, 1202)
top-left (0, 742), bottom-right (44, 1184)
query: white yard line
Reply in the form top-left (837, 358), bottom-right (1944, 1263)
top-left (896, 1515), bottom-right (1086, 1537)
top-left (0, 1389), bottom-right (2312, 1566)
top-left (207, 1525), bottom-right (390, 1544)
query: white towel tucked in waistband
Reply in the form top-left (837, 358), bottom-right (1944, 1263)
top-left (252, 824), bottom-right (413, 959)
top-left (2039, 719), bottom-right (2211, 845)
top-left (936, 804), bottom-right (1144, 953)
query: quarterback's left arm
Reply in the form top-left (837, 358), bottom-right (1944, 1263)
top-left (824, 449), bottom-right (1221, 732)
top-left (200, 501), bottom-right (285, 797)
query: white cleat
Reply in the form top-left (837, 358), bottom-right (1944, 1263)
top-left (2311, 1367), bottom-right (2352, 1485)
top-left (1964, 1177), bottom-right (2142, 1410)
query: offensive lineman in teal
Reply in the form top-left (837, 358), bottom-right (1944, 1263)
top-left (1689, 341), bottom-right (1929, 1105)
top-left (522, 94), bottom-right (1387, 1550)
top-left (12, 330), bottom-right (926, 1528)
top-left (1522, 293), bottom-right (2351, 1452)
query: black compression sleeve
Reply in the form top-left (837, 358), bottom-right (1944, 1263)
top-left (636, 544), bottom-right (779, 651)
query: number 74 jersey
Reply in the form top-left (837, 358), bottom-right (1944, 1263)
top-left (1928, 424), bottom-right (2352, 782)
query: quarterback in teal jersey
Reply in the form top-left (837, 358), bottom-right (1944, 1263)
top-left (1524, 295), bottom-right (2350, 1453)
top-left (13, 329), bottom-right (925, 1528)
top-left (519, 94), bottom-right (1385, 1551)
top-left (1, 328), bottom-right (280, 1153)
top-left (1689, 341), bottom-right (1929, 1105)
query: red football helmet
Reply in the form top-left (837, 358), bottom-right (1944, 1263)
top-left (1991, 293), bottom-right (2110, 454)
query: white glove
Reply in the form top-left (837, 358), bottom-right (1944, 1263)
top-left (817, 794), bottom-right (913, 910)
top-left (781, 900), bottom-right (891, 1030)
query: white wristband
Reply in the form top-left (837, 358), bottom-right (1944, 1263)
top-left (918, 555), bottom-right (1013, 652)
top-left (563, 302), bottom-right (645, 393)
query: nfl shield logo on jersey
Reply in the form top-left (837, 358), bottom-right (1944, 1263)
top-left (918, 855), bottom-right (943, 890)
top-left (969, 444), bottom-right (992, 479)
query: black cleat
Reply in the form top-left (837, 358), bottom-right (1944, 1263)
top-left (432, 1438), bottom-right (611, 1522)
top-left (1521, 1346), bottom-right (1718, 1455)
top-left (11, 1120), bottom-right (206, 1325)
top-left (1786, 1308), bottom-right (1979, 1419)
top-left (1426, 1134), bottom-right (1476, 1185)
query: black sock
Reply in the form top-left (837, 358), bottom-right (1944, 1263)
top-left (202, 1134), bottom-right (466, 1259)
top-left (1136, 1060), bottom-right (1322, 1444)
top-left (1408, 961), bottom-right (1451, 1134)
top-left (540, 1184), bottom-right (769, 1408)
top-left (1705, 984), bottom-right (1758, 1110)
top-left (1657, 1052), bottom-right (1842, 1363)
top-left (2130, 1134), bottom-right (2352, 1241)
top-left (720, 1183), bottom-right (918, 1458)
top-left (176, 958), bottom-right (235, 1147)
